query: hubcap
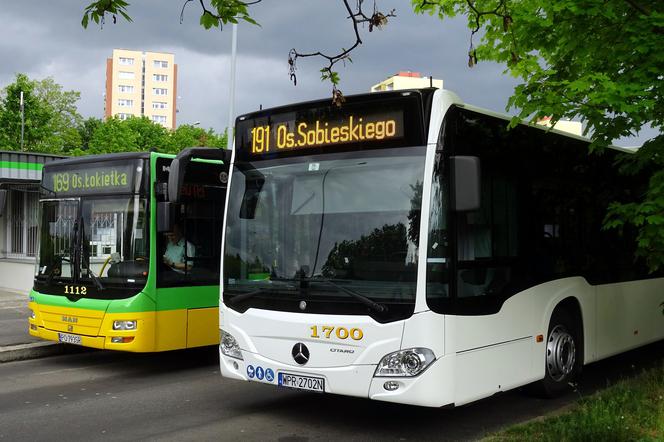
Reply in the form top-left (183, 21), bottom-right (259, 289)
top-left (546, 325), bottom-right (576, 382)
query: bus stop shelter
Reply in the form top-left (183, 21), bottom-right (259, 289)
top-left (0, 151), bottom-right (66, 293)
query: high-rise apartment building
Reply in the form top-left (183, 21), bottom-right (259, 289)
top-left (371, 71), bottom-right (443, 92)
top-left (105, 49), bottom-right (177, 129)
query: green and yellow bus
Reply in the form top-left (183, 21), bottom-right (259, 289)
top-left (28, 148), bottom-right (229, 352)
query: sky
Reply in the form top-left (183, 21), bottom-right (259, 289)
top-left (0, 1), bottom-right (654, 147)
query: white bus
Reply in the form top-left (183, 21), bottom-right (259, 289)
top-left (218, 89), bottom-right (664, 407)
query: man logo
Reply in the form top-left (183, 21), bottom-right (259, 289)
top-left (67, 325), bottom-right (74, 332)
top-left (291, 343), bottom-right (310, 365)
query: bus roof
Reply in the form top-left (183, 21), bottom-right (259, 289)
top-left (455, 100), bottom-right (635, 155)
top-left (236, 88), bottom-right (634, 155)
top-left (427, 88), bottom-right (634, 155)
top-left (44, 151), bottom-right (155, 170)
top-left (235, 88), bottom-right (437, 123)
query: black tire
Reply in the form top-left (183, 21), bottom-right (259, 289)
top-left (537, 308), bottom-right (582, 397)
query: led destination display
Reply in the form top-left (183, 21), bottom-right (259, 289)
top-left (249, 111), bottom-right (403, 155)
top-left (235, 93), bottom-right (427, 160)
top-left (52, 169), bottom-right (129, 192)
top-left (42, 162), bottom-right (140, 196)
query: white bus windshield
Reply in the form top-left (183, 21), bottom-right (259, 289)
top-left (223, 147), bottom-right (426, 321)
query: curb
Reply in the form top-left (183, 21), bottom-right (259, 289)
top-left (0, 341), bottom-right (92, 363)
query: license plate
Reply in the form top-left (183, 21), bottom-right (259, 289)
top-left (58, 332), bottom-right (82, 345)
top-left (278, 372), bottom-right (325, 393)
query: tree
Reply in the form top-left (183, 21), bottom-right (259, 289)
top-left (80, 116), bottom-right (227, 156)
top-left (0, 74), bottom-right (53, 151)
top-left (77, 117), bottom-right (103, 151)
top-left (123, 116), bottom-right (170, 151)
top-left (35, 77), bottom-right (84, 152)
top-left (86, 116), bottom-right (141, 154)
top-left (411, 0), bottom-right (664, 271)
top-left (79, 1), bottom-right (664, 270)
top-left (0, 74), bottom-right (83, 153)
top-left (83, 116), bottom-right (169, 154)
top-left (164, 124), bottom-right (227, 153)
top-left (81, 0), bottom-right (256, 30)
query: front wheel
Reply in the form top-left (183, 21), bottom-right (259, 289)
top-left (538, 309), bottom-right (581, 397)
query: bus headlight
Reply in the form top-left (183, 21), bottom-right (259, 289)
top-left (112, 320), bottom-right (137, 330)
top-left (374, 348), bottom-right (435, 377)
top-left (29, 310), bottom-right (36, 319)
top-left (220, 330), bottom-right (243, 360)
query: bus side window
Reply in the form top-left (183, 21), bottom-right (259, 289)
top-left (456, 175), bottom-right (517, 298)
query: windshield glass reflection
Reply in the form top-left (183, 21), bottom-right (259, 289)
top-left (35, 196), bottom-right (149, 298)
top-left (223, 147), bottom-right (426, 310)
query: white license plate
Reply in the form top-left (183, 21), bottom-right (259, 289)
top-left (58, 332), bottom-right (82, 345)
top-left (278, 372), bottom-right (325, 393)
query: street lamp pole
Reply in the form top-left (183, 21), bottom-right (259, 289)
top-left (226, 23), bottom-right (238, 150)
top-left (20, 91), bottom-right (25, 151)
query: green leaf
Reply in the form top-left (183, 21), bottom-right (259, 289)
top-left (200, 13), bottom-right (218, 29)
top-left (118, 10), bottom-right (132, 22)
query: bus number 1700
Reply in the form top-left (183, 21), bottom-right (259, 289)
top-left (310, 325), bottom-right (363, 341)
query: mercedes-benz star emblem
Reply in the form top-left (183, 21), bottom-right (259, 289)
top-left (292, 343), bottom-right (310, 365)
top-left (299, 300), bottom-right (307, 311)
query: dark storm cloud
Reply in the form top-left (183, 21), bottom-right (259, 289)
top-left (18, 0), bottom-right (645, 142)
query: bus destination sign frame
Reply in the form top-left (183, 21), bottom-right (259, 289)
top-left (42, 161), bottom-right (141, 197)
top-left (248, 111), bottom-right (404, 155)
top-left (235, 92), bottom-right (427, 161)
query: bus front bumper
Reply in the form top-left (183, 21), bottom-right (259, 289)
top-left (219, 347), bottom-right (456, 407)
top-left (28, 301), bottom-right (157, 352)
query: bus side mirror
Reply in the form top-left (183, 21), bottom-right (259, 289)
top-left (157, 201), bottom-right (178, 232)
top-left (168, 147), bottom-right (231, 204)
top-left (451, 156), bottom-right (481, 212)
top-left (168, 157), bottom-right (183, 204)
top-left (0, 190), bottom-right (6, 217)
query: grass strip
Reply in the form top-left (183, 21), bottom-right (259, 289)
top-left (485, 362), bottom-right (664, 441)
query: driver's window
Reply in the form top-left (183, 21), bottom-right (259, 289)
top-left (161, 218), bottom-right (195, 275)
top-left (156, 158), bottom-right (226, 288)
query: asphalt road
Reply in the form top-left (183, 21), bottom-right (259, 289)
top-left (0, 341), bottom-right (662, 442)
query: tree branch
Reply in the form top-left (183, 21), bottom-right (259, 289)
top-left (288, 0), bottom-right (396, 105)
top-left (623, 0), bottom-right (651, 16)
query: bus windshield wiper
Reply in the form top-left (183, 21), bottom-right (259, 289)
top-left (79, 221), bottom-right (103, 291)
top-left (270, 275), bottom-right (387, 313)
top-left (224, 282), bottom-right (297, 306)
top-left (309, 277), bottom-right (388, 314)
top-left (70, 218), bottom-right (81, 284)
top-left (83, 268), bottom-right (104, 291)
top-left (225, 287), bottom-right (270, 306)
top-left (44, 254), bottom-right (71, 284)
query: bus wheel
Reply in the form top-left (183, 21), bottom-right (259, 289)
top-left (539, 309), bottom-right (580, 397)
